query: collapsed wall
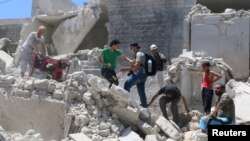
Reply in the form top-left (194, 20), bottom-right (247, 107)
top-left (184, 4), bottom-right (250, 79)
top-left (32, 0), bottom-right (77, 16)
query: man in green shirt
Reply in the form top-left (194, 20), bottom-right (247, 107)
top-left (99, 40), bottom-right (132, 88)
top-left (200, 83), bottom-right (236, 133)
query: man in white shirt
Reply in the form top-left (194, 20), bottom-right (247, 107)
top-left (20, 25), bottom-right (47, 77)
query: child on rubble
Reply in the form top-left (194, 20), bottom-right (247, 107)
top-left (201, 61), bottom-right (222, 115)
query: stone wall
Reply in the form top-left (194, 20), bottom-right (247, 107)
top-left (100, 0), bottom-right (196, 59)
top-left (0, 19), bottom-right (30, 43)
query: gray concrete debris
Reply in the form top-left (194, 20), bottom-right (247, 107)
top-left (156, 116), bottom-right (182, 140)
top-left (145, 134), bottom-right (158, 141)
top-left (0, 51), bottom-right (14, 74)
top-left (0, 127), bottom-right (44, 141)
top-left (34, 79), bottom-right (49, 90)
top-left (119, 127), bottom-right (143, 141)
top-left (226, 78), bottom-right (250, 121)
top-left (69, 133), bottom-right (92, 141)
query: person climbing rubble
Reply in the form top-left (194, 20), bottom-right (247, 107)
top-left (98, 39), bottom-right (132, 88)
top-left (201, 61), bottom-right (222, 115)
top-left (20, 25), bottom-right (47, 77)
top-left (147, 85), bottom-right (190, 127)
top-left (200, 84), bottom-right (236, 133)
top-left (150, 44), bottom-right (167, 88)
top-left (120, 43), bottom-right (148, 108)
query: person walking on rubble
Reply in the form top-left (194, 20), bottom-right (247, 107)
top-left (201, 61), bottom-right (222, 115)
top-left (20, 25), bottom-right (47, 77)
top-left (120, 43), bottom-right (149, 108)
top-left (200, 84), bottom-right (235, 133)
top-left (99, 39), bottom-right (132, 89)
top-left (147, 85), bottom-right (190, 127)
top-left (150, 44), bottom-right (167, 88)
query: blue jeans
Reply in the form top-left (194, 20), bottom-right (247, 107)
top-left (124, 71), bottom-right (147, 108)
top-left (200, 116), bottom-right (236, 132)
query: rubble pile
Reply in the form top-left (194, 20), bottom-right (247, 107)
top-left (0, 38), bottom-right (17, 57)
top-left (165, 49), bottom-right (233, 85)
top-left (226, 78), bottom-right (250, 123)
top-left (0, 69), bottom-right (210, 141)
top-left (0, 127), bottom-right (44, 141)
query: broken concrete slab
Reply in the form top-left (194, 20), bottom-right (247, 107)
top-left (0, 50), bottom-right (14, 73)
top-left (226, 79), bottom-right (250, 121)
top-left (52, 7), bottom-right (101, 54)
top-left (34, 79), bottom-right (49, 90)
top-left (119, 127), bottom-right (143, 141)
top-left (32, 0), bottom-right (77, 16)
top-left (156, 116), bottom-right (181, 140)
top-left (0, 94), bottom-right (66, 141)
top-left (145, 134), bottom-right (158, 141)
top-left (69, 133), bottom-right (92, 141)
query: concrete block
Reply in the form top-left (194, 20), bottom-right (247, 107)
top-left (139, 108), bottom-right (151, 123)
top-left (137, 120), bottom-right (156, 135)
top-left (102, 139), bottom-right (119, 141)
top-left (52, 8), bottom-right (100, 54)
top-left (0, 94), bottom-right (66, 141)
top-left (99, 129), bottom-right (110, 137)
top-left (14, 90), bottom-right (32, 98)
top-left (69, 133), bottom-right (92, 141)
top-left (47, 83), bottom-right (56, 93)
top-left (53, 89), bottom-right (64, 100)
top-left (145, 135), bottom-right (158, 141)
top-left (5, 76), bottom-right (15, 85)
top-left (156, 116), bottom-right (181, 140)
top-left (24, 80), bottom-right (34, 90)
top-left (0, 50), bottom-right (13, 67)
top-left (194, 133), bottom-right (207, 141)
top-left (119, 127), bottom-right (143, 141)
top-left (99, 122), bottom-right (111, 130)
top-left (74, 115), bottom-right (89, 126)
top-left (88, 75), bottom-right (108, 92)
top-left (203, 15), bottom-right (220, 25)
top-left (109, 85), bottom-right (129, 104)
top-left (34, 79), bottom-right (49, 90)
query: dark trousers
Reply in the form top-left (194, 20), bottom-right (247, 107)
top-left (159, 96), bottom-right (180, 124)
top-left (101, 68), bottom-right (118, 88)
top-left (202, 88), bottom-right (214, 113)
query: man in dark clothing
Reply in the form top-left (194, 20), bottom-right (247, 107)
top-left (148, 85), bottom-right (190, 126)
top-left (150, 44), bottom-right (167, 88)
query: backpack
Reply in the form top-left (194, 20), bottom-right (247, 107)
top-left (144, 54), bottom-right (157, 76)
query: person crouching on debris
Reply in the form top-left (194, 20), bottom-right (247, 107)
top-left (200, 84), bottom-right (235, 133)
top-left (120, 43), bottom-right (148, 108)
top-left (201, 61), bottom-right (222, 115)
top-left (147, 85), bottom-right (190, 127)
top-left (20, 25), bottom-right (47, 77)
top-left (150, 44), bottom-right (167, 88)
top-left (98, 39), bottom-right (132, 89)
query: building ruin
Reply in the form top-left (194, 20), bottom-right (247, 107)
top-left (0, 0), bottom-right (250, 141)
